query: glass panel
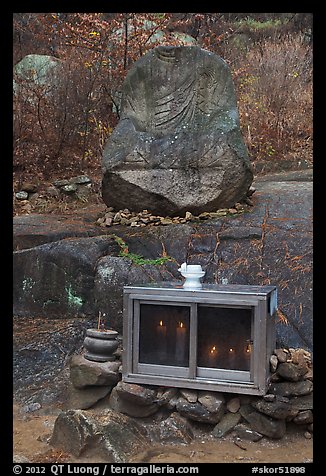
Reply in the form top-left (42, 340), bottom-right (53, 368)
top-left (139, 304), bottom-right (190, 367)
top-left (197, 306), bottom-right (252, 371)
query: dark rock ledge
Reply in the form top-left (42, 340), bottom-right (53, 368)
top-left (13, 174), bottom-right (313, 351)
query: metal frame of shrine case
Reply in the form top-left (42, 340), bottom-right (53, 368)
top-left (122, 283), bottom-right (277, 396)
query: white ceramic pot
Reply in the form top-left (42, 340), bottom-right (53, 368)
top-left (180, 271), bottom-right (205, 288)
top-left (178, 263), bottom-right (205, 289)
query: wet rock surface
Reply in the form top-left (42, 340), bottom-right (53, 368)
top-left (13, 171), bottom-right (313, 350)
top-left (65, 382), bottom-right (113, 410)
top-left (250, 398), bottom-right (299, 420)
top-left (69, 355), bottom-right (121, 389)
top-left (268, 380), bottom-right (313, 397)
top-left (212, 411), bottom-right (242, 437)
top-left (239, 404), bottom-right (287, 439)
top-left (146, 412), bottom-right (194, 444)
top-left (50, 408), bottom-right (148, 461)
top-left (233, 423), bottom-right (263, 442)
top-left (175, 396), bottom-right (224, 424)
top-left (13, 210), bottom-right (108, 251)
top-left (46, 346), bottom-right (313, 459)
top-left (108, 386), bottom-right (159, 418)
top-left (13, 317), bottom-right (91, 404)
top-left (13, 236), bottom-right (120, 319)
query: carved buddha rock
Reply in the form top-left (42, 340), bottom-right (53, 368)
top-left (102, 45), bottom-right (253, 216)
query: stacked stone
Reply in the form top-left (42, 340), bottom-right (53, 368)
top-left (14, 175), bottom-right (93, 203)
top-left (50, 347), bottom-right (312, 460)
top-left (63, 347), bottom-right (312, 441)
top-left (53, 175), bottom-right (92, 196)
top-left (265, 348), bottom-right (313, 438)
top-left (96, 200), bottom-right (253, 228)
top-left (219, 347), bottom-right (313, 440)
top-left (66, 353), bottom-right (122, 410)
top-left (15, 182), bottom-right (38, 201)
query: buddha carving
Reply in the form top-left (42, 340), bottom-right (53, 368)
top-left (102, 46), bottom-right (253, 215)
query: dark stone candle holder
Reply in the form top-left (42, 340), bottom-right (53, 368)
top-left (83, 328), bottom-right (119, 362)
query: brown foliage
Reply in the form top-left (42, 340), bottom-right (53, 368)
top-left (235, 36), bottom-right (312, 173)
top-left (13, 13), bottom-right (313, 186)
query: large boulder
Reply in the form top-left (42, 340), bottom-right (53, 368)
top-left (13, 232), bottom-right (173, 327)
top-left (50, 408), bottom-right (148, 461)
top-left (102, 45), bottom-right (253, 216)
top-left (13, 54), bottom-right (63, 100)
top-left (13, 235), bottom-right (120, 318)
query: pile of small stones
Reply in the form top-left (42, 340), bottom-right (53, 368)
top-left (96, 200), bottom-right (254, 228)
top-left (52, 175), bottom-right (92, 194)
top-left (62, 346), bottom-right (312, 443)
top-left (14, 175), bottom-right (93, 201)
top-left (14, 182), bottom-right (39, 201)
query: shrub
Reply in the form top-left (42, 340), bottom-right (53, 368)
top-left (13, 14), bottom-right (313, 184)
top-left (235, 35), bottom-right (312, 172)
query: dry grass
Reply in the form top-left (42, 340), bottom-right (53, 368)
top-left (236, 35), bottom-right (312, 172)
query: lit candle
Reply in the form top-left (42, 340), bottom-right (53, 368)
top-left (208, 345), bottom-right (218, 367)
top-left (244, 342), bottom-right (251, 369)
top-left (175, 321), bottom-right (187, 363)
top-left (157, 319), bottom-right (167, 337)
top-left (157, 320), bottom-right (167, 361)
top-left (228, 346), bottom-right (236, 368)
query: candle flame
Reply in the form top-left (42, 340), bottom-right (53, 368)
top-left (179, 322), bottom-right (184, 328)
top-left (229, 348), bottom-right (234, 353)
top-left (159, 320), bottom-right (163, 326)
top-left (210, 345), bottom-right (217, 354)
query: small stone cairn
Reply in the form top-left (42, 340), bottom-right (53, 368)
top-left (14, 175), bottom-right (93, 202)
top-left (50, 345), bottom-right (313, 460)
top-left (96, 191), bottom-right (255, 228)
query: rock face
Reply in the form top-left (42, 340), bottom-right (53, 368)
top-left (13, 236), bottom-right (120, 319)
top-left (102, 45), bottom-right (253, 216)
top-left (13, 172), bottom-right (313, 350)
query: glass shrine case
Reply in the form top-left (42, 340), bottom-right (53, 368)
top-left (122, 283), bottom-right (277, 395)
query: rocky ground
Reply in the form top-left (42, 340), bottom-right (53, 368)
top-left (13, 317), bottom-right (314, 465)
top-left (13, 168), bottom-right (313, 348)
top-left (13, 168), bottom-right (314, 465)
top-left (13, 402), bottom-right (313, 464)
